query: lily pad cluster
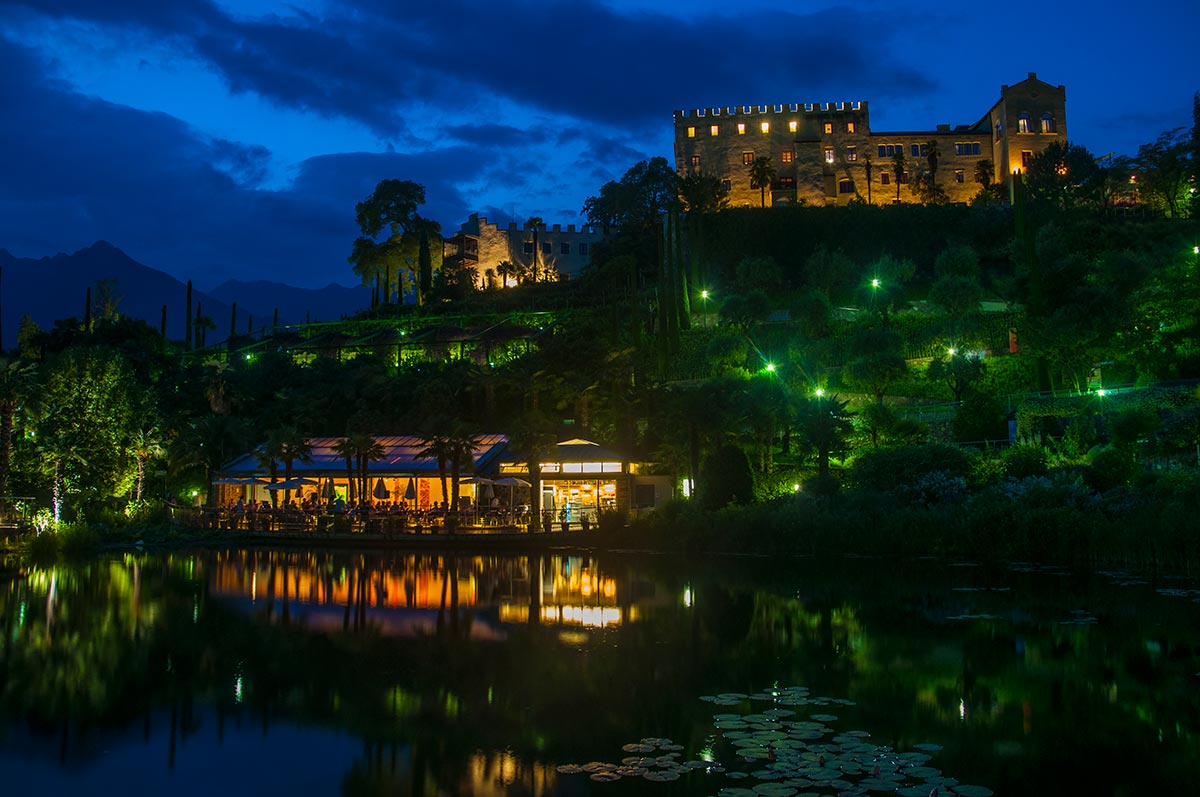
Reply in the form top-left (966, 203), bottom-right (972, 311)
top-left (555, 685), bottom-right (995, 797)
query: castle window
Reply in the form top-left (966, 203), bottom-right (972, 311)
top-left (710, 124), bottom-right (719, 136)
top-left (780, 151), bottom-right (793, 163)
top-left (954, 170), bottom-right (964, 183)
top-left (761, 121), bottom-right (770, 134)
top-left (824, 147), bottom-right (835, 164)
top-left (737, 123), bottom-right (746, 134)
top-left (881, 173), bottom-right (890, 185)
top-left (879, 144), bottom-right (904, 158)
top-left (560, 242), bottom-right (571, 255)
top-left (691, 154), bottom-right (701, 169)
top-left (954, 142), bottom-right (982, 156)
top-left (899, 172), bottom-right (910, 184)
top-left (1040, 113), bottom-right (1056, 133)
top-left (910, 143), bottom-right (927, 157)
top-left (523, 242), bottom-right (534, 255)
top-left (995, 122), bottom-right (1002, 140)
top-left (1017, 114), bottom-right (1031, 133)
top-left (579, 243), bottom-right (589, 256)
top-left (846, 146), bottom-right (857, 161)
top-left (846, 122), bottom-right (856, 133)
top-left (838, 179), bottom-right (855, 194)
top-left (743, 151), bottom-right (754, 165)
top-left (788, 120), bottom-right (798, 133)
top-left (878, 145), bottom-right (887, 157)
top-left (777, 176), bottom-right (795, 189)
top-left (542, 242), bottom-right (552, 255)
top-left (687, 126), bottom-right (696, 138)
top-left (1021, 150), bottom-right (1033, 168)
top-left (824, 122), bottom-right (833, 134)
top-left (721, 179), bottom-right (732, 192)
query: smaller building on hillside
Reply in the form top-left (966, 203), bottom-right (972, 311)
top-left (443, 214), bottom-right (604, 285)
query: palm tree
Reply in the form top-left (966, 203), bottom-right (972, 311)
top-left (271, 426), bottom-right (312, 505)
top-left (331, 437), bottom-right (359, 503)
top-left (505, 411), bottom-right (557, 533)
top-left (526, 216), bottom-right (544, 282)
top-left (349, 433), bottom-right (385, 504)
top-left (797, 394), bottom-right (852, 479)
top-left (891, 150), bottom-right (906, 202)
top-left (495, 260), bottom-right (518, 288)
top-left (0, 357), bottom-right (36, 499)
top-left (925, 139), bottom-right (940, 186)
top-left (128, 426), bottom-right (165, 501)
top-left (748, 156), bottom-right (776, 208)
top-left (443, 426), bottom-right (481, 531)
top-left (416, 433), bottom-right (452, 515)
top-left (173, 414), bottom-right (245, 507)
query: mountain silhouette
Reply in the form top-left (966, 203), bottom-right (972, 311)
top-left (0, 242), bottom-right (370, 348)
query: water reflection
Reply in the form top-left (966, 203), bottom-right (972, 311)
top-left (0, 551), bottom-right (1198, 796)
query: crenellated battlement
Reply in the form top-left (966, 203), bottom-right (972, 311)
top-left (674, 101), bottom-right (866, 119)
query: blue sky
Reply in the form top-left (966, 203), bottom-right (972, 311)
top-left (1, 0), bottom-right (1196, 288)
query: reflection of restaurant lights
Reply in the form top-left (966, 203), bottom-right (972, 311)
top-left (683, 587), bottom-right (692, 608)
top-left (959, 698), bottom-right (966, 721)
top-left (541, 605), bottom-right (621, 627)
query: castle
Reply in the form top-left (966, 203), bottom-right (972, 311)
top-left (673, 72), bottom-right (1067, 207)
top-left (442, 213), bottom-right (604, 284)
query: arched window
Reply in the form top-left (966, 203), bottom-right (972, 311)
top-left (838, 179), bottom-right (855, 194)
top-left (1017, 113), bottom-right (1031, 133)
top-left (1040, 113), bottom-right (1056, 133)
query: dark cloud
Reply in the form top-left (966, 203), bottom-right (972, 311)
top-left (10, 0), bottom-right (935, 134)
top-left (0, 36), bottom-right (477, 288)
top-left (443, 123), bottom-right (548, 148)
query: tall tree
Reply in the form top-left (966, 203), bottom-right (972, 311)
top-left (128, 426), bottom-right (164, 501)
top-left (748, 156), bottom-right (777, 208)
top-left (0, 357), bottom-right (36, 499)
top-left (1135, 127), bottom-right (1192, 218)
top-left (891, 149), bottom-right (906, 202)
top-left (348, 179), bottom-right (426, 302)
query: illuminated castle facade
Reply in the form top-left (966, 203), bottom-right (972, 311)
top-left (673, 72), bottom-right (1067, 207)
top-left (443, 213), bottom-right (604, 283)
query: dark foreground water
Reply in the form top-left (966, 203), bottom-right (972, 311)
top-left (1, 548), bottom-right (1198, 796)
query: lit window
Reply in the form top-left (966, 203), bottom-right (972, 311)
top-left (824, 147), bottom-right (835, 164)
top-left (710, 124), bottom-right (719, 136)
top-left (847, 121), bottom-right (856, 133)
top-left (1021, 150), bottom-right (1033, 168)
top-left (846, 146), bottom-right (857, 161)
top-left (579, 243), bottom-right (589, 256)
top-left (761, 121), bottom-right (770, 134)
top-left (838, 179), bottom-right (854, 194)
top-left (743, 151), bottom-right (754, 165)
top-left (881, 172), bottom-right (890, 185)
top-left (824, 122), bottom-right (833, 134)
top-left (780, 151), bottom-right (793, 163)
top-left (1017, 114), bottom-right (1031, 133)
top-left (737, 123), bottom-right (746, 134)
top-left (788, 120), bottom-right (798, 133)
top-left (954, 170), bottom-right (964, 183)
top-left (560, 242), bottom-right (571, 255)
top-left (1040, 113), bottom-right (1056, 133)
top-left (687, 126), bottom-right (696, 138)
top-left (690, 154), bottom-right (700, 169)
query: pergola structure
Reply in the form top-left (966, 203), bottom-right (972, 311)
top-left (216, 434), bottom-right (511, 510)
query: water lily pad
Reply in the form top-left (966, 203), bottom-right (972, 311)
top-left (616, 766), bottom-right (647, 777)
top-left (717, 789), bottom-right (758, 797)
top-left (684, 760), bottom-right (713, 769)
top-left (582, 762), bottom-right (615, 773)
top-left (952, 786), bottom-right (994, 797)
top-left (589, 772), bottom-right (621, 782)
top-left (810, 713), bottom-right (839, 722)
top-left (555, 764), bottom-right (583, 774)
top-left (644, 770), bottom-right (681, 782)
top-left (622, 743), bottom-right (655, 753)
top-left (907, 766), bottom-right (942, 779)
top-left (754, 784), bottom-right (799, 796)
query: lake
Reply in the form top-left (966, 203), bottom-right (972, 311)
top-left (1, 548), bottom-right (1197, 795)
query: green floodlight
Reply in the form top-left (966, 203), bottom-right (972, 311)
top-left (765, 362), bottom-right (776, 373)
top-left (814, 388), bottom-right (825, 397)
top-left (1193, 246), bottom-right (1199, 255)
top-left (701, 289), bottom-right (710, 299)
top-left (1096, 388), bottom-right (1107, 397)
top-left (948, 347), bottom-right (957, 357)
top-left (871, 278), bottom-right (881, 288)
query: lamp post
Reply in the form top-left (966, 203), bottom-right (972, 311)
top-left (700, 289), bottom-right (710, 327)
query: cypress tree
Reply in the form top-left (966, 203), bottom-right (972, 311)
top-left (229, 301), bottom-right (237, 340)
top-left (185, 280), bottom-right (193, 349)
top-left (418, 226), bottom-right (433, 303)
top-left (84, 286), bottom-right (92, 332)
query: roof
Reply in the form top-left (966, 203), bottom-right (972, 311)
top-left (220, 434), bottom-right (510, 476)
top-left (547, 438), bottom-right (627, 463)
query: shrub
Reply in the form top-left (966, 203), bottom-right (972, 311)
top-left (850, 443), bottom-right (972, 492)
top-left (1002, 444), bottom-right (1049, 479)
top-left (698, 443), bottom-right (755, 510)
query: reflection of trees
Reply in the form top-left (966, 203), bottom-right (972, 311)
top-left (1, 553), bottom-right (1198, 795)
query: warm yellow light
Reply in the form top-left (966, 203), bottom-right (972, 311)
top-left (710, 124), bottom-right (719, 136)
top-left (761, 121), bottom-right (770, 134)
top-left (789, 120), bottom-right (797, 132)
top-left (687, 126), bottom-right (695, 138)
top-left (737, 123), bottom-right (746, 134)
